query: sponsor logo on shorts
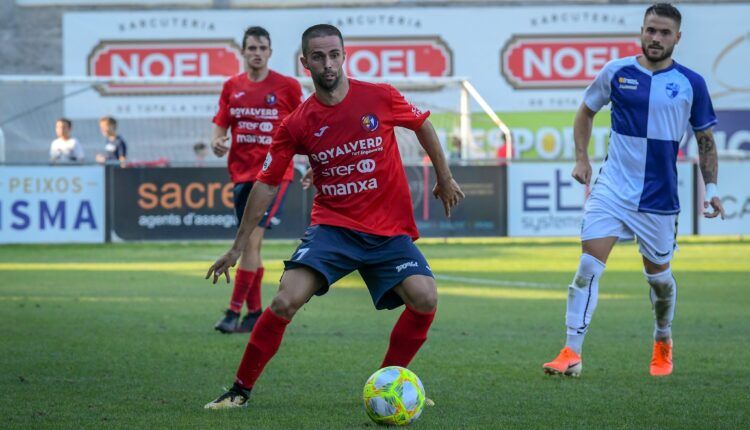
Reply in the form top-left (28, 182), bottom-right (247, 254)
top-left (665, 82), bottom-right (679, 98)
top-left (266, 93), bottom-right (277, 105)
top-left (320, 178), bottom-right (378, 196)
top-left (361, 113), bottom-right (379, 132)
top-left (395, 261), bottom-right (419, 272)
top-left (320, 159), bottom-right (376, 177)
top-left (310, 137), bottom-right (383, 164)
top-left (262, 153), bottom-right (272, 171)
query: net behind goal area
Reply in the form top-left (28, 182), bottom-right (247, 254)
top-left (0, 76), bottom-right (510, 165)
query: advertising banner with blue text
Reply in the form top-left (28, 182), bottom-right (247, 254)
top-left (0, 166), bottom-right (105, 243)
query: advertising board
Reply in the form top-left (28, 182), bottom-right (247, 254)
top-left (0, 166), bottom-right (105, 243)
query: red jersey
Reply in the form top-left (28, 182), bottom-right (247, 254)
top-left (213, 70), bottom-right (302, 183)
top-left (257, 79), bottom-right (430, 239)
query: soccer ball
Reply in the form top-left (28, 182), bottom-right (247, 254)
top-left (362, 366), bottom-right (426, 426)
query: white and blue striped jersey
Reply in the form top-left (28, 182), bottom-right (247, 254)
top-left (584, 56), bottom-right (717, 214)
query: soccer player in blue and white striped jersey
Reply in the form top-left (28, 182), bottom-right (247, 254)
top-left (543, 3), bottom-right (725, 378)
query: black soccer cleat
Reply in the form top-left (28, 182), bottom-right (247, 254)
top-left (204, 383), bottom-right (251, 409)
top-left (236, 310), bottom-right (262, 333)
top-left (214, 309), bottom-right (240, 333)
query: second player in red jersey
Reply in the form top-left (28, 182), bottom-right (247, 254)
top-left (214, 69), bottom-right (299, 184)
top-left (210, 26), bottom-right (303, 334)
top-left (205, 24), bottom-right (464, 411)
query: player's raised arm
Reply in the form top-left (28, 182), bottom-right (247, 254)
top-left (572, 102), bottom-right (597, 186)
top-left (415, 119), bottom-right (465, 217)
top-left (206, 181), bottom-right (277, 284)
top-left (695, 128), bottom-right (725, 219)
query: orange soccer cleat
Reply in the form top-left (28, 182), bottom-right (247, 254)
top-left (543, 347), bottom-right (582, 377)
top-left (650, 340), bottom-right (673, 376)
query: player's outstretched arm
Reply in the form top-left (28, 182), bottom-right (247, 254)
top-left (695, 128), bottom-right (725, 220)
top-left (211, 125), bottom-right (230, 157)
top-left (206, 181), bottom-right (278, 284)
top-left (572, 103), bottom-right (597, 185)
top-left (415, 119), bottom-right (465, 218)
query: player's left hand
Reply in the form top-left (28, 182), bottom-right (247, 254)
top-left (703, 197), bottom-right (725, 220)
top-left (205, 249), bottom-right (241, 284)
top-left (433, 177), bottom-right (465, 218)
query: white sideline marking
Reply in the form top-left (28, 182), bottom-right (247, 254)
top-left (435, 274), bottom-right (559, 289)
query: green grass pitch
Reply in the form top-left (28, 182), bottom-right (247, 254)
top-left (1, 238), bottom-right (748, 429)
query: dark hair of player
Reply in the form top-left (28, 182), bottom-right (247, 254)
top-left (56, 117), bottom-right (72, 128)
top-left (242, 26), bottom-right (271, 49)
top-left (301, 24), bottom-right (344, 56)
top-left (645, 3), bottom-right (682, 27)
top-left (99, 116), bottom-right (117, 128)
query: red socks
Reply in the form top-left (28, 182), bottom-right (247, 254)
top-left (381, 306), bottom-right (436, 368)
top-left (229, 269), bottom-right (256, 313)
top-left (232, 305), bottom-right (434, 390)
top-left (235, 308), bottom-right (290, 389)
top-left (245, 267), bottom-right (264, 313)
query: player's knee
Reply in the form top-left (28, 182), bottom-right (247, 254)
top-left (572, 253), bottom-right (606, 288)
top-left (269, 293), bottom-right (301, 320)
top-left (646, 269), bottom-right (675, 298)
top-left (407, 281), bottom-right (437, 313)
top-left (412, 293), bottom-right (437, 313)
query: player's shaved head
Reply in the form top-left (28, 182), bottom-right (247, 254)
top-left (644, 3), bottom-right (681, 28)
top-left (301, 24), bottom-right (344, 56)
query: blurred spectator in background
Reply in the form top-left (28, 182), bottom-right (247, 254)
top-left (96, 116), bottom-right (127, 167)
top-left (49, 118), bottom-right (84, 164)
top-left (194, 141), bottom-right (209, 166)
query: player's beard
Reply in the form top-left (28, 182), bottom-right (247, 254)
top-left (313, 69), bottom-right (342, 92)
top-left (641, 42), bottom-right (674, 63)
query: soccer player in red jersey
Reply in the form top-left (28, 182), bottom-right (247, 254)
top-left (211, 26), bottom-right (303, 334)
top-left (204, 24), bottom-right (465, 409)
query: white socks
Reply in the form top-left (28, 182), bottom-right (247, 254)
top-left (646, 268), bottom-right (677, 342)
top-left (565, 253), bottom-right (606, 354)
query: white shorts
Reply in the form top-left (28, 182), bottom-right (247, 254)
top-left (581, 194), bottom-right (678, 265)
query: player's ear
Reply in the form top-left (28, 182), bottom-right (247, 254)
top-left (675, 30), bottom-right (681, 44)
top-left (300, 55), bottom-right (309, 71)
